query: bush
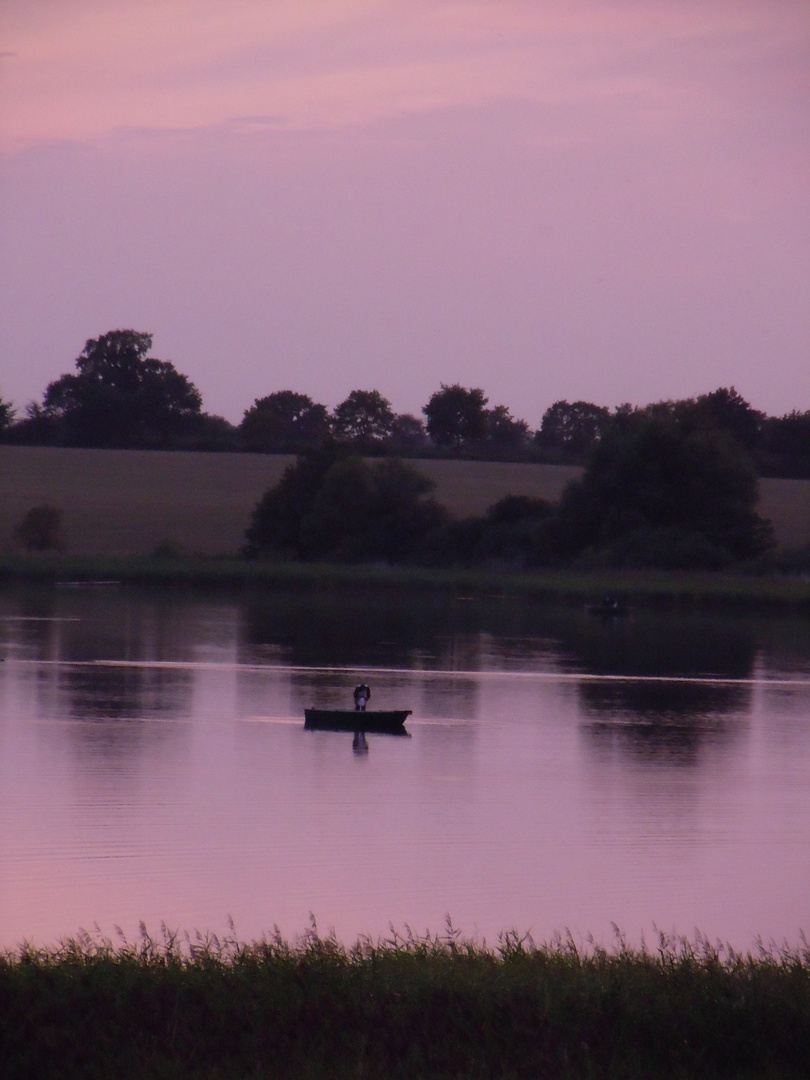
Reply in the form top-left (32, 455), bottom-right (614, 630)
top-left (553, 410), bottom-right (775, 568)
top-left (244, 448), bottom-right (449, 564)
top-left (14, 505), bottom-right (65, 552)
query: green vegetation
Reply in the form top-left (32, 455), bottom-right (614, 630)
top-left (238, 390), bottom-right (331, 454)
top-left (423, 382), bottom-right (490, 450)
top-left (550, 406), bottom-right (775, 569)
top-left (5, 554), bottom-right (810, 612)
top-left (1, 444), bottom-right (810, 569)
top-left (244, 445), bottom-right (448, 562)
top-left (0, 447), bottom-right (581, 559)
top-left (242, 410), bottom-right (774, 570)
top-left (4, 328), bottom-right (810, 479)
top-left (11, 330), bottom-right (232, 451)
top-left (1, 923), bottom-right (808, 1079)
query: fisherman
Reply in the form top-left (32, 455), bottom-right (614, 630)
top-left (353, 683), bottom-right (371, 711)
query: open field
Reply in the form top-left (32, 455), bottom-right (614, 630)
top-left (1, 446), bottom-right (809, 557)
top-left (2, 925), bottom-right (808, 1079)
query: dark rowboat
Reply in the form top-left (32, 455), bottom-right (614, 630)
top-left (304, 708), bottom-right (411, 735)
top-left (586, 601), bottom-right (631, 617)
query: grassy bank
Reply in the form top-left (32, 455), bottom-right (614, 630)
top-left (2, 924), bottom-right (808, 1079)
top-left (4, 552), bottom-right (810, 612)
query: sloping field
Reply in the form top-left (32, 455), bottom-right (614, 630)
top-left (0, 446), bottom-right (295, 557)
top-left (0, 446), bottom-right (808, 556)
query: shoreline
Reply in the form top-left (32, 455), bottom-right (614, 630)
top-left (3, 553), bottom-right (810, 611)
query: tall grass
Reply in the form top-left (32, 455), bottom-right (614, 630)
top-left (1, 921), bottom-right (808, 1079)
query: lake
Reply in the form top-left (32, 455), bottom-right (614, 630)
top-left (1, 581), bottom-right (809, 953)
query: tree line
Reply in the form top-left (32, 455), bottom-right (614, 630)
top-left (2, 329), bottom-right (809, 479)
top-left (244, 401), bottom-right (775, 572)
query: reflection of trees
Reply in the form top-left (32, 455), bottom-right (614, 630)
top-left (57, 664), bottom-right (192, 721)
top-left (579, 677), bottom-right (750, 767)
top-left (240, 591), bottom-right (496, 671)
top-left (55, 664), bottom-right (194, 783)
top-left (555, 611), bottom-right (757, 679)
top-left (0, 588), bottom-right (199, 765)
top-left (558, 611), bottom-right (757, 769)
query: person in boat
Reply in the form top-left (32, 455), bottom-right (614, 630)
top-left (353, 683), bottom-right (371, 711)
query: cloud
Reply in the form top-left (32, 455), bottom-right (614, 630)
top-left (3, 0), bottom-right (807, 149)
top-left (1, 1), bottom-right (808, 423)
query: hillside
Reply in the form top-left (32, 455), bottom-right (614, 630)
top-left (0, 446), bottom-right (807, 557)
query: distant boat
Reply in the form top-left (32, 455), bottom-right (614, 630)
top-left (586, 598), bottom-right (631, 617)
top-left (304, 708), bottom-right (412, 735)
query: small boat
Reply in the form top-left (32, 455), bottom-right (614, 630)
top-left (304, 708), bottom-right (412, 735)
top-left (586, 599), bottom-right (631, 617)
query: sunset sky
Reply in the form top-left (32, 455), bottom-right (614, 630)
top-left (1, 0), bottom-right (808, 427)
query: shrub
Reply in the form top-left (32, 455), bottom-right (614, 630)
top-left (14, 504), bottom-right (65, 552)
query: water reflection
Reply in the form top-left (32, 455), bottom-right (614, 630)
top-left (556, 612), bottom-right (756, 767)
top-left (579, 680), bottom-right (749, 767)
top-left (555, 611), bottom-right (757, 679)
top-left (239, 589), bottom-right (461, 669)
top-left (2, 583), bottom-right (810, 951)
top-left (57, 664), bottom-right (192, 722)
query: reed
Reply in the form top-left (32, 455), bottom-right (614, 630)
top-left (1, 922), bottom-right (808, 1079)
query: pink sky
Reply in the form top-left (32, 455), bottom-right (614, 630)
top-left (1, 0), bottom-right (808, 425)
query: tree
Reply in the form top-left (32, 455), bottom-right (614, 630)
top-left (39, 331), bottom-right (203, 448)
top-left (4, 402), bottom-right (61, 446)
top-left (244, 446), bottom-right (448, 563)
top-left (331, 390), bottom-right (396, 450)
top-left (423, 384), bottom-right (488, 450)
top-left (485, 405), bottom-right (529, 455)
top-left (759, 411), bottom-right (810, 478)
top-left (694, 386), bottom-right (763, 453)
top-left (0, 396), bottom-right (15, 439)
top-left (534, 400), bottom-right (610, 462)
top-left (388, 413), bottom-right (430, 454)
top-left (239, 391), bottom-right (329, 453)
top-left (553, 407), bottom-right (774, 568)
top-left (14, 505), bottom-right (64, 552)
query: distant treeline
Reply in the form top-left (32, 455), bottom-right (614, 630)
top-left (2, 329), bottom-right (809, 477)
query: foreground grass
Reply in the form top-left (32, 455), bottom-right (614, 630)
top-left (1, 923), bottom-right (808, 1079)
top-left (4, 552), bottom-right (810, 611)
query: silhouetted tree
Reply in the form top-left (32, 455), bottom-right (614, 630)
top-left (244, 445), bottom-right (447, 562)
top-left (36, 331), bottom-right (203, 448)
top-left (552, 407), bottom-right (774, 568)
top-left (239, 391), bottom-right (329, 453)
top-left (389, 413), bottom-right (430, 454)
top-left (177, 413), bottom-right (238, 451)
top-left (534, 400), bottom-right (610, 462)
top-left (759, 411), bottom-right (810, 478)
top-left (4, 402), bottom-right (61, 445)
top-left (485, 405), bottom-right (530, 455)
top-left (694, 386), bottom-right (763, 453)
top-left (423, 384), bottom-right (488, 450)
top-left (0, 396), bottom-right (15, 439)
top-left (331, 389), bottom-right (396, 451)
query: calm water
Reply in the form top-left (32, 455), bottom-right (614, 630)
top-left (1, 582), bottom-right (809, 952)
